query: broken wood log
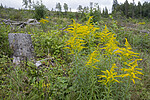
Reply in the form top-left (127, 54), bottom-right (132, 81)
top-left (0, 18), bottom-right (40, 28)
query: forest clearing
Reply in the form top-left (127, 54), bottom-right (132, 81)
top-left (0, 0), bottom-right (150, 100)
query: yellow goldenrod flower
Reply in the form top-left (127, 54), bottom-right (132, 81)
top-left (95, 25), bottom-right (112, 43)
top-left (97, 63), bottom-right (121, 86)
top-left (138, 22), bottom-right (145, 25)
top-left (42, 81), bottom-right (50, 91)
top-left (125, 38), bottom-right (132, 50)
top-left (64, 35), bottom-right (86, 54)
top-left (111, 38), bottom-right (139, 59)
top-left (42, 82), bottom-right (50, 88)
top-left (114, 48), bottom-right (140, 59)
top-left (100, 33), bottom-right (120, 56)
top-left (65, 16), bottom-right (99, 40)
top-left (86, 50), bottom-right (100, 69)
top-left (86, 16), bottom-right (93, 25)
top-left (121, 59), bottom-right (143, 84)
top-left (39, 18), bottom-right (49, 24)
top-left (64, 16), bottom-right (99, 55)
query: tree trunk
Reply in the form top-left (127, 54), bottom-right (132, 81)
top-left (8, 33), bottom-right (34, 65)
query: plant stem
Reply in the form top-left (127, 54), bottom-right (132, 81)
top-left (125, 77), bottom-right (131, 100)
top-left (106, 84), bottom-right (110, 100)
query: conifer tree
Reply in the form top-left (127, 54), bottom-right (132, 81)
top-left (112, 0), bottom-right (118, 12)
top-left (137, 1), bottom-right (142, 18)
top-left (125, 0), bottom-right (129, 18)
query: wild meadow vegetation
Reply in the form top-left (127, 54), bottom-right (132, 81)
top-left (0, 0), bottom-right (150, 100)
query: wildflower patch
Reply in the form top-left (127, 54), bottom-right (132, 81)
top-left (64, 16), bottom-right (143, 99)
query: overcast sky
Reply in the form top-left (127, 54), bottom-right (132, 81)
top-left (0, 0), bottom-right (150, 12)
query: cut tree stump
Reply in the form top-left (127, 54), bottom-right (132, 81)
top-left (8, 33), bottom-right (35, 65)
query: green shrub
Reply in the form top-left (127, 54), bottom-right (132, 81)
top-left (33, 3), bottom-right (48, 20)
top-left (31, 30), bottom-right (67, 57)
top-left (0, 24), bottom-right (12, 56)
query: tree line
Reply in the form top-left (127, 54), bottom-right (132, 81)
top-left (21, 0), bottom-right (149, 19)
top-left (1, 0), bottom-right (149, 20)
top-left (112, 0), bottom-right (150, 18)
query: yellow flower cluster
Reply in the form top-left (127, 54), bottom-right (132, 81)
top-left (97, 64), bottom-right (120, 86)
top-left (39, 18), bottom-right (49, 24)
top-left (98, 25), bottom-right (138, 59)
top-left (121, 59), bottom-right (143, 84)
top-left (42, 82), bottom-right (50, 91)
top-left (98, 59), bottom-right (143, 85)
top-left (64, 36), bottom-right (86, 55)
top-left (86, 50), bottom-right (100, 69)
top-left (113, 38), bottom-right (139, 59)
top-left (96, 25), bottom-right (117, 44)
top-left (97, 25), bottom-right (143, 85)
top-left (138, 22), bottom-right (145, 25)
top-left (64, 16), bottom-right (99, 55)
top-left (64, 16), bottom-right (143, 85)
top-left (66, 17), bottom-right (99, 38)
top-left (124, 38), bottom-right (132, 50)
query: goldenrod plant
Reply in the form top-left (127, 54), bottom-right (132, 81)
top-left (39, 18), bottom-right (49, 24)
top-left (97, 63), bottom-right (120, 99)
top-left (63, 16), bottom-right (144, 99)
top-left (121, 59), bottom-right (143, 84)
top-left (39, 18), bottom-right (49, 32)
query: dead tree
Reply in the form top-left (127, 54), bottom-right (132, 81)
top-left (8, 33), bottom-right (35, 65)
